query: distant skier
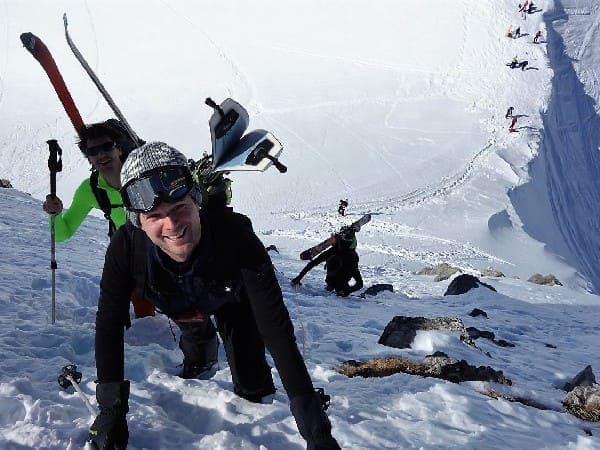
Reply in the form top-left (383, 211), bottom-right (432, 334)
top-left (509, 117), bottom-right (518, 132)
top-left (533, 30), bottom-right (542, 43)
top-left (338, 199), bottom-right (348, 216)
top-left (291, 227), bottom-right (363, 297)
top-left (505, 106), bottom-right (514, 119)
top-left (528, 1), bottom-right (535, 13)
top-left (519, 1), bottom-right (529, 19)
top-left (519, 60), bottom-right (529, 71)
top-left (509, 56), bottom-right (518, 69)
top-left (513, 26), bottom-right (521, 39)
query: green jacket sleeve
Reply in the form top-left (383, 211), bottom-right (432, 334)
top-left (52, 178), bottom-right (96, 242)
top-left (50, 175), bottom-right (126, 242)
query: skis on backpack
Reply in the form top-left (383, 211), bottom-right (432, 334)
top-left (63, 13), bottom-right (142, 147)
top-left (20, 32), bottom-right (85, 138)
top-left (299, 213), bottom-right (371, 261)
top-left (206, 97), bottom-right (287, 173)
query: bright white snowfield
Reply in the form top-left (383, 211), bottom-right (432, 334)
top-left (0, 0), bottom-right (599, 448)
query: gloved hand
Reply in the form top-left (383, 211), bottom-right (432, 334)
top-left (43, 194), bottom-right (63, 215)
top-left (290, 389), bottom-right (340, 450)
top-left (291, 276), bottom-right (302, 286)
top-left (89, 381), bottom-right (130, 450)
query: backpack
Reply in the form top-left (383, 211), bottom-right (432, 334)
top-left (90, 170), bottom-right (122, 238)
top-left (190, 154), bottom-right (233, 209)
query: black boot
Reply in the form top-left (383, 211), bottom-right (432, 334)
top-left (177, 319), bottom-right (219, 379)
top-left (290, 389), bottom-right (341, 450)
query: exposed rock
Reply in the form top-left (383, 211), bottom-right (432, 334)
top-left (494, 339), bottom-right (515, 348)
top-left (444, 274), bottom-right (497, 296)
top-left (468, 308), bottom-right (488, 318)
top-left (378, 316), bottom-right (476, 349)
top-left (466, 327), bottom-right (495, 340)
top-left (483, 389), bottom-right (551, 411)
top-left (0, 179), bottom-right (13, 188)
top-left (562, 385), bottom-right (600, 422)
top-left (545, 343), bottom-right (557, 349)
top-left (564, 365), bottom-right (596, 392)
top-left (337, 353), bottom-right (511, 385)
top-left (527, 273), bottom-right (562, 286)
top-left (265, 245), bottom-right (279, 253)
top-left (481, 268), bottom-right (505, 278)
top-left (416, 263), bottom-right (460, 281)
top-left (360, 283), bottom-right (393, 297)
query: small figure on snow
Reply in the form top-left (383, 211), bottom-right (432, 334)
top-left (509, 116), bottom-right (518, 132)
top-left (513, 26), bottom-right (521, 39)
top-left (291, 226), bottom-right (363, 297)
top-left (509, 56), bottom-right (519, 69)
top-left (533, 30), bottom-right (543, 43)
top-left (338, 198), bottom-right (349, 216)
top-left (505, 106), bottom-right (515, 119)
top-left (528, 1), bottom-right (535, 14)
top-left (519, 60), bottom-right (529, 71)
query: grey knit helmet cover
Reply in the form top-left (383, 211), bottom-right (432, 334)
top-left (120, 141), bottom-right (202, 227)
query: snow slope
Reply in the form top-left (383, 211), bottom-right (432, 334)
top-left (0, 0), bottom-right (599, 448)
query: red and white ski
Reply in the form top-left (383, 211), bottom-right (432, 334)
top-left (299, 213), bottom-right (371, 261)
top-left (20, 32), bottom-right (85, 137)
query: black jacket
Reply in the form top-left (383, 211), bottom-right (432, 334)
top-left (95, 209), bottom-right (291, 383)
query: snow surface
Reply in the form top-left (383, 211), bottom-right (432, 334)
top-left (0, 0), bottom-right (599, 448)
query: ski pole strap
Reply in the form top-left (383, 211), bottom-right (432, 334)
top-left (46, 140), bottom-right (63, 196)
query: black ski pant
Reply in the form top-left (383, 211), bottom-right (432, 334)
top-left (176, 319), bottom-right (219, 368)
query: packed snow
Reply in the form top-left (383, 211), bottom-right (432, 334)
top-left (0, 0), bottom-right (599, 448)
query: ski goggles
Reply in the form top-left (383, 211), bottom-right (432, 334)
top-left (121, 166), bottom-right (193, 213)
top-left (85, 141), bottom-right (116, 157)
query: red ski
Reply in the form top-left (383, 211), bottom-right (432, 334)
top-left (299, 214), bottom-right (371, 261)
top-left (20, 32), bottom-right (84, 137)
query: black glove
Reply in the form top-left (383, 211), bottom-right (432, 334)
top-left (89, 381), bottom-right (130, 450)
top-left (290, 389), bottom-right (340, 450)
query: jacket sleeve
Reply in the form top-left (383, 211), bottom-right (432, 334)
top-left (235, 221), bottom-right (314, 399)
top-left (295, 248), bottom-right (332, 282)
top-left (52, 178), bottom-right (95, 242)
top-left (95, 226), bottom-right (134, 382)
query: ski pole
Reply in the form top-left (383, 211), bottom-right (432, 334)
top-left (58, 364), bottom-right (98, 417)
top-left (47, 140), bottom-right (63, 324)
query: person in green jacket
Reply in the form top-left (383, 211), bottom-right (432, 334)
top-left (42, 120), bottom-right (136, 240)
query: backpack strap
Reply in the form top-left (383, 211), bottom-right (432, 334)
top-left (90, 170), bottom-right (121, 238)
top-left (127, 222), bottom-right (148, 297)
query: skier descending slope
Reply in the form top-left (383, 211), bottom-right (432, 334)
top-left (90, 142), bottom-right (341, 450)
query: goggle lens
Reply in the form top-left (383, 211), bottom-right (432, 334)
top-left (122, 166), bottom-right (193, 213)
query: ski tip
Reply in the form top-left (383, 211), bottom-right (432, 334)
top-left (20, 32), bottom-right (36, 50)
top-left (299, 252), bottom-right (312, 261)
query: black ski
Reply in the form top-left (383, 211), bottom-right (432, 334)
top-left (62, 13), bottom-right (141, 146)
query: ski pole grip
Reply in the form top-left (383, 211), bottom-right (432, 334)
top-left (46, 139), bottom-right (63, 196)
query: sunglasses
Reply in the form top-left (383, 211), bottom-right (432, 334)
top-left (85, 141), bottom-right (115, 157)
top-left (121, 166), bottom-right (193, 213)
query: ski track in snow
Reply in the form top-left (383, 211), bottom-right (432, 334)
top-left (156, 0), bottom-right (253, 99)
